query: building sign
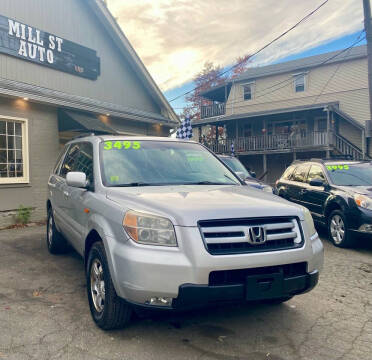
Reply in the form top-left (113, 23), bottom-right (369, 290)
top-left (0, 15), bottom-right (100, 80)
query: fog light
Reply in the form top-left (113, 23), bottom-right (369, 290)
top-left (358, 224), bottom-right (372, 233)
top-left (146, 297), bottom-right (172, 307)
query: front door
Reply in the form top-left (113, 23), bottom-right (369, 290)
top-left (58, 142), bottom-right (83, 251)
top-left (66, 142), bottom-right (94, 255)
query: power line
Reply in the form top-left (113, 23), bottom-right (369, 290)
top-left (197, 32), bottom-right (366, 114)
top-left (168, 0), bottom-right (329, 103)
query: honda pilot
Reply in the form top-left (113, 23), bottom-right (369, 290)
top-left (47, 135), bottom-right (323, 330)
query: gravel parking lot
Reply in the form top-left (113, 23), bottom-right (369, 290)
top-left (0, 226), bottom-right (371, 360)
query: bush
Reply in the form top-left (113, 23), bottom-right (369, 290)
top-left (16, 205), bottom-right (32, 225)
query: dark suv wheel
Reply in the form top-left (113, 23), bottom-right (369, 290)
top-left (86, 242), bottom-right (132, 330)
top-left (327, 210), bottom-right (355, 248)
top-left (46, 209), bottom-right (69, 254)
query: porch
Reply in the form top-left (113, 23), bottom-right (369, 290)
top-left (194, 103), bottom-right (367, 183)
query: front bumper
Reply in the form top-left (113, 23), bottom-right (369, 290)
top-left (347, 207), bottom-right (372, 236)
top-left (172, 270), bottom-right (318, 310)
top-left (107, 224), bottom-right (323, 305)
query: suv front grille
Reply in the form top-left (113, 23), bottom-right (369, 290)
top-left (199, 217), bottom-right (303, 255)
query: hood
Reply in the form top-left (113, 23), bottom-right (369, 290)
top-left (337, 185), bottom-right (372, 196)
top-left (106, 185), bottom-right (304, 226)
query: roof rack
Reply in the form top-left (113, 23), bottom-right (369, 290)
top-left (292, 155), bottom-right (368, 164)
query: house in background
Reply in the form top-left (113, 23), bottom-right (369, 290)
top-left (193, 45), bottom-right (370, 184)
top-left (0, 0), bottom-right (178, 227)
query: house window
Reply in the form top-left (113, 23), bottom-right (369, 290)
top-left (294, 73), bottom-right (306, 92)
top-left (0, 117), bottom-right (29, 184)
top-left (243, 84), bottom-right (253, 100)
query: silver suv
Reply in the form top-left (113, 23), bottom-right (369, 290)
top-left (47, 135), bottom-right (323, 330)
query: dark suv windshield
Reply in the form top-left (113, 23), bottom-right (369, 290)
top-left (326, 163), bottom-right (372, 186)
top-left (100, 140), bottom-right (240, 187)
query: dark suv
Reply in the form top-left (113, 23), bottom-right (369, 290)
top-left (276, 159), bottom-right (372, 247)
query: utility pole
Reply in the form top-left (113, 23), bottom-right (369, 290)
top-left (363, 0), bottom-right (372, 140)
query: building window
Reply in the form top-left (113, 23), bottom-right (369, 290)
top-left (243, 84), bottom-right (253, 100)
top-left (0, 117), bottom-right (29, 184)
top-left (294, 73), bottom-right (306, 92)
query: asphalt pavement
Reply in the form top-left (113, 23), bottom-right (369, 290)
top-left (0, 226), bottom-right (371, 360)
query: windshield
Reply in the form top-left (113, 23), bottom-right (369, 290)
top-left (326, 163), bottom-right (372, 186)
top-left (100, 140), bottom-right (240, 187)
top-left (220, 157), bottom-right (251, 178)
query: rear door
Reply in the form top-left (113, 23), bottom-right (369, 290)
top-left (286, 164), bottom-right (310, 207)
top-left (303, 164), bottom-right (330, 222)
top-left (276, 165), bottom-right (296, 199)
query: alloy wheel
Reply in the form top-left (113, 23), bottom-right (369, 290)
top-left (330, 214), bottom-right (345, 244)
top-left (47, 215), bottom-right (53, 246)
top-left (90, 259), bottom-right (105, 313)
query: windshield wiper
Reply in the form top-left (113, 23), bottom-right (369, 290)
top-left (184, 181), bottom-right (236, 185)
top-left (111, 182), bottom-right (158, 187)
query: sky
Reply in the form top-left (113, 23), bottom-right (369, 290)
top-left (107, 0), bottom-right (366, 112)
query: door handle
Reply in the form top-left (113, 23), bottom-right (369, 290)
top-left (300, 189), bottom-right (307, 194)
top-left (63, 190), bottom-right (70, 197)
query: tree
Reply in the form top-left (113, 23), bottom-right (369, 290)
top-left (181, 55), bottom-right (251, 121)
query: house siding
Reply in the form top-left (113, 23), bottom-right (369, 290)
top-left (0, 98), bottom-right (59, 227)
top-left (0, 0), bottom-right (161, 115)
top-left (226, 58), bottom-right (370, 127)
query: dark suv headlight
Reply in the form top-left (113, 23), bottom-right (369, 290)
top-left (354, 194), bottom-right (372, 210)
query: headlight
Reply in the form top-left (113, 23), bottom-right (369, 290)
top-left (123, 210), bottom-right (177, 247)
top-left (354, 194), bottom-right (372, 210)
top-left (303, 207), bottom-right (317, 237)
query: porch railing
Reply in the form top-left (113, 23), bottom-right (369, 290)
top-left (206, 132), bottom-right (328, 153)
top-left (200, 103), bottom-right (226, 119)
top-left (333, 133), bottom-right (365, 160)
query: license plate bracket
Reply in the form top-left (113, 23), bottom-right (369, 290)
top-left (246, 273), bottom-right (283, 301)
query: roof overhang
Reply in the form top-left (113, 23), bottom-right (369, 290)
top-left (86, 0), bottom-right (179, 124)
top-left (200, 83), bottom-right (232, 102)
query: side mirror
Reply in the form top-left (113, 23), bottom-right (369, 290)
top-left (235, 171), bottom-right (246, 181)
top-left (66, 172), bottom-right (88, 188)
top-left (250, 171), bottom-right (257, 178)
top-left (309, 178), bottom-right (324, 187)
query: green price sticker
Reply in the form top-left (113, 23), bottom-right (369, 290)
top-left (326, 164), bottom-right (349, 171)
top-left (110, 175), bottom-right (119, 182)
top-left (104, 141), bottom-right (141, 150)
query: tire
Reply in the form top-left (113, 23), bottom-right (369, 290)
top-left (46, 209), bottom-right (69, 254)
top-left (327, 210), bottom-right (355, 248)
top-left (264, 296), bottom-right (293, 305)
top-left (86, 242), bottom-right (132, 330)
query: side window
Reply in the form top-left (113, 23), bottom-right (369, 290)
top-left (60, 143), bottom-right (80, 178)
top-left (307, 165), bottom-right (326, 183)
top-left (292, 165), bottom-right (310, 183)
top-left (74, 142), bottom-right (94, 184)
top-left (282, 165), bottom-right (295, 180)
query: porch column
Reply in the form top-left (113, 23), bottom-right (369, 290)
top-left (263, 154), bottom-right (267, 183)
top-left (362, 129), bottom-right (366, 159)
